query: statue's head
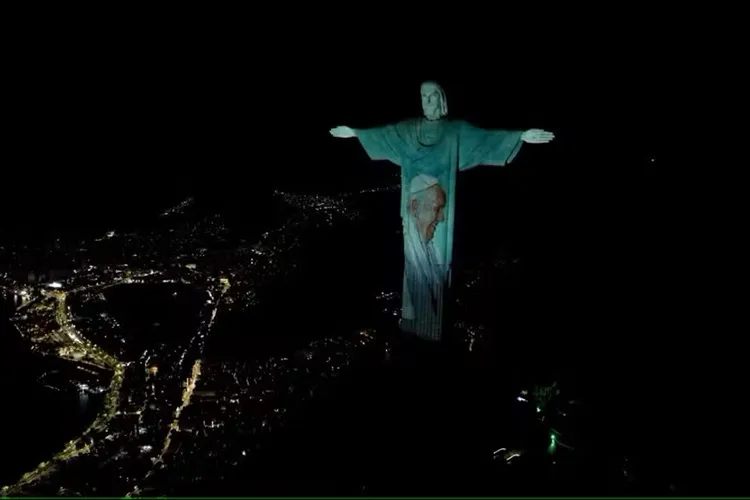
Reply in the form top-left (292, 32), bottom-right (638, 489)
top-left (420, 81), bottom-right (448, 121)
top-left (409, 174), bottom-right (446, 242)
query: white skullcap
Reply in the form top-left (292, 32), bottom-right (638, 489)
top-left (409, 173), bottom-right (440, 195)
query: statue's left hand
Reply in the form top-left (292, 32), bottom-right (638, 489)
top-left (521, 129), bottom-right (555, 144)
top-left (329, 126), bottom-right (356, 139)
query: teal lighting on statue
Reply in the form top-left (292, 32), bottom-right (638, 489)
top-left (330, 81), bottom-right (554, 342)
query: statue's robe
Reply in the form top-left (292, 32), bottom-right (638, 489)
top-left (355, 119), bottom-right (523, 341)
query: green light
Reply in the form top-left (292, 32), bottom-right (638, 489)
top-left (536, 406), bottom-right (541, 412)
top-left (548, 432), bottom-right (557, 455)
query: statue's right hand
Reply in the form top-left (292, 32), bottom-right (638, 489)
top-left (329, 126), bottom-right (355, 138)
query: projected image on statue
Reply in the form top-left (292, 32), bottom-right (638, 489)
top-left (402, 174), bottom-right (447, 339)
top-left (330, 81), bottom-right (554, 341)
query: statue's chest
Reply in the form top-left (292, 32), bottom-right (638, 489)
top-left (405, 141), bottom-right (455, 177)
top-left (415, 119), bottom-right (449, 147)
top-left (417, 121), bottom-right (443, 146)
top-left (405, 122), bottom-right (455, 169)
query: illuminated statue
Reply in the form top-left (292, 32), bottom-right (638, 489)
top-left (330, 81), bottom-right (554, 341)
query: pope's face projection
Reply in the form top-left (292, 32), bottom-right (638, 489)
top-left (410, 184), bottom-right (446, 242)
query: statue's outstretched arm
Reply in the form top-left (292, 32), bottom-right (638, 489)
top-left (330, 122), bottom-right (406, 167)
top-left (458, 123), bottom-right (524, 171)
top-left (458, 122), bottom-right (555, 171)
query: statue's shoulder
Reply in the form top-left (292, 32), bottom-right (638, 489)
top-left (397, 118), bottom-right (420, 128)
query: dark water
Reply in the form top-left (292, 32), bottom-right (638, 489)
top-left (0, 298), bottom-right (103, 487)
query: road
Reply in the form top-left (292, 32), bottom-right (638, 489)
top-left (1, 271), bottom-right (230, 496)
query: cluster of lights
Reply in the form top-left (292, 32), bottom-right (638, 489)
top-left (0, 188), bottom-right (389, 495)
top-left (129, 331), bottom-right (382, 493)
top-left (160, 197), bottom-right (195, 217)
top-left (274, 190), bottom-right (359, 223)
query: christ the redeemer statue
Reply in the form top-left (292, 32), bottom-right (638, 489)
top-left (330, 81), bottom-right (554, 342)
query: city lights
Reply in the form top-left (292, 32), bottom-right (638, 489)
top-left (0, 189), bottom-right (384, 496)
